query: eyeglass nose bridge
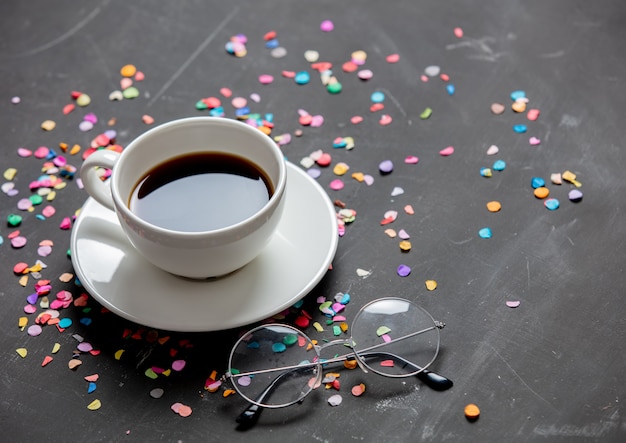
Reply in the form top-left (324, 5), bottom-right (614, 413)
top-left (314, 337), bottom-right (370, 374)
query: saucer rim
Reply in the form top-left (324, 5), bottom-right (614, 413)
top-left (70, 162), bottom-right (338, 332)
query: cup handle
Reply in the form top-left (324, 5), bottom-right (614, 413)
top-left (80, 150), bottom-right (121, 211)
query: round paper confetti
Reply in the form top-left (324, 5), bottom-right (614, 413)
top-left (397, 264), bottom-right (411, 277)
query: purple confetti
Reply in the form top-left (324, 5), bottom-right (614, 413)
top-left (397, 264), bottom-right (411, 277)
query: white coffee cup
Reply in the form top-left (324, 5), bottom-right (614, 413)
top-left (80, 117), bottom-right (287, 279)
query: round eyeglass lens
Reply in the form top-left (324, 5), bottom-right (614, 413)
top-left (227, 324), bottom-right (322, 408)
top-left (350, 298), bottom-right (440, 377)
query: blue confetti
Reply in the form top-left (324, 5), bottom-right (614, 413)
top-left (513, 124), bottom-right (527, 133)
top-left (531, 177), bottom-right (546, 189)
top-left (478, 227), bottom-right (492, 239)
top-left (510, 90), bottom-right (526, 101)
top-left (370, 91), bottom-right (385, 103)
top-left (544, 198), bottom-right (560, 210)
top-left (493, 160), bottom-right (507, 171)
top-left (446, 84), bottom-right (455, 95)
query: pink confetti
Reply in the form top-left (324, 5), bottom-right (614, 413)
top-left (329, 179), bottom-right (344, 190)
top-left (37, 245), bottom-right (53, 257)
top-left (506, 301), bottom-right (521, 308)
top-left (454, 27), bottom-right (464, 38)
top-left (42, 205), bottom-right (56, 217)
top-left (34, 147), bottom-right (49, 159)
top-left (529, 137), bottom-right (541, 145)
top-left (379, 114), bottom-right (392, 126)
top-left (59, 217), bottom-right (72, 230)
top-left (172, 360), bottom-right (186, 371)
top-left (357, 69), bottom-right (373, 80)
top-left (320, 20), bottom-right (334, 32)
top-left (24, 304), bottom-right (37, 314)
top-left (439, 146), bottom-right (455, 156)
top-left (527, 109), bottom-right (540, 121)
top-left (380, 360), bottom-right (395, 367)
top-left (404, 155), bottom-right (419, 164)
top-left (17, 148), bottom-right (32, 157)
top-left (11, 236), bottom-right (27, 248)
top-left (350, 115), bottom-right (363, 124)
top-left (386, 53), bottom-right (400, 63)
top-left (258, 74), bottom-right (274, 84)
top-left (310, 115), bottom-right (324, 127)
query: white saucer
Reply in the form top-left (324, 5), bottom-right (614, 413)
top-left (70, 162), bottom-right (338, 332)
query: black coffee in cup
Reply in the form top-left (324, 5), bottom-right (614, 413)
top-left (128, 152), bottom-right (273, 232)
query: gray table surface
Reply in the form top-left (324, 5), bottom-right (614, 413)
top-left (1, 0), bottom-right (625, 441)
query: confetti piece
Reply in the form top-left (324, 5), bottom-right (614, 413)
top-left (478, 227), bottom-right (492, 239)
top-left (356, 268), bottom-right (371, 277)
top-left (172, 360), bottom-right (186, 371)
top-left (486, 201), bottom-right (502, 212)
top-left (454, 27), bottom-right (464, 38)
top-left (399, 240), bottom-right (411, 252)
top-left (329, 179), bottom-right (344, 190)
top-left (464, 403), bottom-right (480, 420)
top-left (544, 198), bottom-right (560, 210)
top-left (379, 114), bottom-right (392, 125)
top-left (120, 64), bottom-right (137, 77)
top-left (493, 160), bottom-right (506, 171)
top-left (380, 360), bottom-right (394, 367)
top-left (320, 20), bottom-right (334, 32)
top-left (378, 160), bottom-right (393, 174)
top-left (404, 155), bottom-right (419, 164)
top-left (150, 388), bottom-right (164, 399)
top-left (391, 187), bottom-right (404, 197)
top-left (529, 136), bottom-right (541, 145)
top-left (534, 187), bottom-right (549, 199)
top-left (351, 383), bottom-right (366, 396)
top-left (425, 280), bottom-right (438, 291)
top-left (486, 145), bottom-right (499, 155)
top-left (68, 359), bottom-right (82, 370)
top-left (376, 326), bottom-right (391, 336)
top-left (397, 264), bottom-right (411, 277)
top-left (506, 301), bottom-right (521, 308)
top-left (87, 399), bottom-right (102, 411)
top-left (142, 115), bottom-right (155, 125)
top-left (16, 348), bottom-right (27, 358)
top-left (328, 394), bottom-right (342, 406)
top-left (569, 189), bottom-right (583, 202)
top-left (76, 93), bottom-right (91, 106)
top-left (439, 146), bottom-right (454, 156)
top-left (527, 109), bottom-right (541, 121)
top-left (513, 124), bottom-right (527, 133)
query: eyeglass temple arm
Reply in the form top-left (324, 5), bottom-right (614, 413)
top-left (235, 366), bottom-right (312, 430)
top-left (235, 351), bottom-right (453, 428)
top-left (357, 351), bottom-right (453, 391)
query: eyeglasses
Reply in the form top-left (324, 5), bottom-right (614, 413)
top-left (221, 297), bottom-right (453, 428)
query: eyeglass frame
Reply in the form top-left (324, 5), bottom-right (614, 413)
top-left (220, 297), bottom-right (453, 428)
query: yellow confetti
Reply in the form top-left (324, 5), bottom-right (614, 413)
top-left (351, 172), bottom-right (365, 182)
top-left (46, 190), bottom-right (57, 201)
top-left (312, 322), bottom-right (324, 332)
top-left (344, 136), bottom-right (355, 149)
top-left (41, 120), bottom-right (56, 131)
top-left (339, 322), bottom-right (349, 333)
top-left (223, 389), bottom-right (236, 398)
top-left (399, 240), bottom-right (411, 251)
top-left (343, 359), bottom-right (358, 370)
top-left (18, 275), bottom-right (29, 287)
top-left (70, 144), bottom-right (81, 155)
top-left (114, 349), bottom-right (125, 360)
top-left (162, 369), bottom-right (171, 377)
top-left (16, 348), bottom-right (28, 358)
top-left (52, 343), bottom-right (61, 354)
top-left (87, 399), bottom-right (102, 411)
top-left (425, 280), bottom-right (438, 291)
top-left (3, 167), bottom-right (17, 180)
top-left (18, 317), bottom-right (28, 330)
top-left (333, 162), bottom-right (350, 176)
